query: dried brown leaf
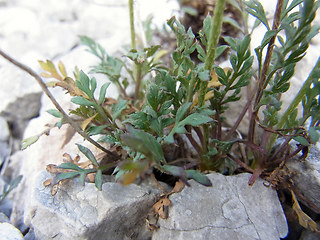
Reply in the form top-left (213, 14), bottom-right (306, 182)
top-left (62, 153), bottom-right (73, 163)
top-left (152, 197), bottom-right (172, 219)
top-left (169, 180), bottom-right (185, 195)
top-left (81, 113), bottom-right (98, 131)
top-left (51, 183), bottom-right (59, 196)
top-left (120, 171), bottom-right (138, 186)
top-left (55, 77), bottom-right (86, 97)
top-left (43, 179), bottom-right (52, 187)
top-left (87, 173), bottom-right (96, 183)
top-left (46, 164), bottom-right (59, 174)
top-left (291, 190), bottom-right (320, 233)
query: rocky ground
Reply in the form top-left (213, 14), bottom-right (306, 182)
top-left (0, 0), bottom-right (319, 239)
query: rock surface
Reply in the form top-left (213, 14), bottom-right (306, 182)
top-left (153, 173), bottom-right (288, 240)
top-left (286, 145), bottom-right (320, 211)
top-left (28, 171), bottom-right (160, 240)
top-left (0, 222), bottom-right (23, 240)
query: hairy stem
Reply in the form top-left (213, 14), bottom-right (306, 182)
top-left (0, 49), bottom-right (120, 160)
top-left (129, 0), bottom-right (136, 50)
top-left (198, 0), bottom-right (226, 107)
top-left (248, 0), bottom-right (284, 143)
top-left (129, 0), bottom-right (143, 101)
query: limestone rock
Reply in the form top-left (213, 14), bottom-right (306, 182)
top-left (0, 116), bottom-right (10, 166)
top-left (0, 222), bottom-right (23, 240)
top-left (0, 212), bottom-right (10, 223)
top-left (286, 145), bottom-right (320, 210)
top-left (29, 171), bottom-right (160, 240)
top-left (152, 173), bottom-right (288, 240)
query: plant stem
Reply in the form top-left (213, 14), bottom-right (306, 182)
top-left (129, 0), bottom-right (136, 50)
top-left (128, 0), bottom-right (143, 100)
top-left (198, 0), bottom-right (226, 107)
top-left (266, 57), bottom-right (320, 152)
top-left (0, 49), bottom-right (120, 160)
top-left (248, 0), bottom-right (284, 143)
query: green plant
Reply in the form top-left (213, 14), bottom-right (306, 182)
top-left (0, 175), bottom-right (22, 204)
top-left (0, 0), bottom-right (319, 192)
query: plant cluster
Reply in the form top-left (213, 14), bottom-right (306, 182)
top-left (1, 0), bottom-right (320, 197)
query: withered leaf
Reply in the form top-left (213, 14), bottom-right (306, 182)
top-left (43, 179), bottom-right (52, 187)
top-left (169, 180), bottom-right (185, 195)
top-left (46, 164), bottom-right (59, 174)
top-left (51, 183), bottom-right (59, 196)
top-left (291, 190), bottom-right (320, 233)
top-left (120, 171), bottom-right (138, 186)
top-left (81, 113), bottom-right (98, 131)
top-left (152, 197), bottom-right (172, 219)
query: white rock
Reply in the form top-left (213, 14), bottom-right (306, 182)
top-left (0, 117), bottom-right (9, 142)
top-left (286, 145), bottom-right (320, 210)
top-left (153, 173), bottom-right (288, 240)
top-left (29, 171), bottom-right (160, 240)
top-left (0, 222), bottom-right (23, 240)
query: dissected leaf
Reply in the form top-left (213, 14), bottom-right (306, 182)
top-left (58, 61), bottom-right (67, 78)
top-left (121, 127), bottom-right (165, 163)
top-left (21, 135), bottom-right (39, 150)
top-left (39, 60), bottom-right (62, 80)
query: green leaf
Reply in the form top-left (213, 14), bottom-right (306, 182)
top-left (76, 144), bottom-right (99, 167)
top-left (47, 109), bottom-right (63, 118)
top-left (8, 175), bottom-right (23, 192)
top-left (162, 165), bottom-right (186, 178)
top-left (71, 96), bottom-right (95, 106)
top-left (198, 70), bottom-right (210, 81)
top-left (21, 136), bottom-right (39, 150)
top-left (293, 136), bottom-right (310, 146)
top-left (223, 16), bottom-right (243, 32)
top-left (95, 169), bottom-right (103, 190)
top-left (245, 0), bottom-right (270, 30)
top-left (261, 30), bottom-right (279, 49)
top-left (185, 170), bottom-right (212, 186)
top-left (121, 127), bottom-right (165, 163)
top-left (176, 102), bottom-right (192, 123)
top-left (55, 172), bottom-right (80, 182)
top-left (79, 173), bottom-right (86, 186)
top-left (57, 162), bottom-right (85, 171)
top-left (77, 71), bottom-right (92, 98)
top-left (179, 113), bottom-right (213, 127)
top-left (112, 100), bottom-right (127, 121)
top-left (215, 45), bottom-right (229, 60)
top-left (99, 82), bottom-right (111, 105)
top-left (308, 127), bottom-right (319, 143)
top-left (87, 125), bottom-right (107, 136)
